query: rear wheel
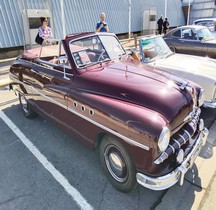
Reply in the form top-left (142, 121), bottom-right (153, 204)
top-left (99, 135), bottom-right (137, 192)
top-left (19, 94), bottom-right (37, 119)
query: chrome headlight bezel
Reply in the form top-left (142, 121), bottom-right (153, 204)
top-left (158, 127), bottom-right (170, 153)
top-left (198, 88), bottom-right (205, 107)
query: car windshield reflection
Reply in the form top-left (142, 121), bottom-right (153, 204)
top-left (69, 35), bottom-right (125, 69)
top-left (197, 28), bottom-right (215, 41)
top-left (140, 37), bottom-right (173, 63)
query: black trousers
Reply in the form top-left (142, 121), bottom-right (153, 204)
top-left (158, 27), bottom-right (162, 35)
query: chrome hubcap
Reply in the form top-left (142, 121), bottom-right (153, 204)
top-left (20, 95), bottom-right (28, 113)
top-left (104, 145), bottom-right (128, 182)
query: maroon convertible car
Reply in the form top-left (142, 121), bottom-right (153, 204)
top-left (9, 32), bottom-right (208, 192)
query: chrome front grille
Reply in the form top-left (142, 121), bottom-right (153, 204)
top-left (154, 109), bottom-right (202, 164)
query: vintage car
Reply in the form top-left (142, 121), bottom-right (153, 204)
top-left (163, 25), bottom-right (216, 58)
top-left (193, 18), bottom-right (216, 37)
top-left (138, 35), bottom-right (216, 109)
top-left (9, 32), bottom-right (208, 192)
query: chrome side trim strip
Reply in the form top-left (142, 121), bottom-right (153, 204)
top-left (178, 134), bottom-right (187, 144)
top-left (173, 138), bottom-right (181, 148)
top-left (13, 78), bottom-right (150, 151)
top-left (183, 129), bottom-right (191, 139)
top-left (169, 145), bottom-right (175, 153)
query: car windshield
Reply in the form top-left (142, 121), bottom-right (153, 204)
top-left (139, 36), bottom-right (172, 63)
top-left (69, 35), bottom-right (125, 68)
top-left (197, 28), bottom-right (215, 41)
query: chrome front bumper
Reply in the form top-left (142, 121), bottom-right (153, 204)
top-left (203, 99), bottom-right (216, 109)
top-left (136, 127), bottom-right (209, 191)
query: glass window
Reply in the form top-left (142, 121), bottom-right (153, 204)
top-left (197, 28), bottom-right (215, 41)
top-left (172, 30), bottom-right (181, 38)
top-left (140, 37), bottom-right (172, 62)
top-left (69, 35), bottom-right (125, 69)
top-left (40, 40), bottom-right (70, 67)
top-left (99, 35), bottom-right (125, 59)
top-left (29, 17), bottom-right (50, 29)
top-left (70, 36), bottom-right (108, 68)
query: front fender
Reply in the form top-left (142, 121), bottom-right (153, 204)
top-left (67, 88), bottom-right (169, 152)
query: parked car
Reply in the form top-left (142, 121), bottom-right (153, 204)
top-left (163, 25), bottom-right (216, 58)
top-left (138, 35), bottom-right (216, 109)
top-left (193, 18), bottom-right (216, 37)
top-left (9, 32), bottom-right (208, 192)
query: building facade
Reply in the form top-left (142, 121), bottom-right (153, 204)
top-left (0, 0), bottom-right (185, 48)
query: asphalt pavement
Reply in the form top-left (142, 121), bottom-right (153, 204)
top-left (0, 62), bottom-right (216, 210)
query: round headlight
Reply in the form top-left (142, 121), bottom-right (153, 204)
top-left (198, 89), bottom-right (205, 107)
top-left (158, 127), bottom-right (170, 152)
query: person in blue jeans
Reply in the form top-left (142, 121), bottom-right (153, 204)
top-left (96, 12), bottom-right (109, 32)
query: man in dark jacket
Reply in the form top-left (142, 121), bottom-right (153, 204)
top-left (157, 16), bottom-right (163, 35)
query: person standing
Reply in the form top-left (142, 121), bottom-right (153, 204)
top-left (35, 17), bottom-right (53, 45)
top-left (96, 12), bottom-right (109, 32)
top-left (157, 16), bottom-right (163, 35)
top-left (163, 18), bottom-right (169, 35)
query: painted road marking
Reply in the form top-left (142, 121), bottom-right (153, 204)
top-left (0, 110), bottom-right (93, 210)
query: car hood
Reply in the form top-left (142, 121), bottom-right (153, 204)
top-left (153, 53), bottom-right (216, 101)
top-left (75, 61), bottom-right (194, 130)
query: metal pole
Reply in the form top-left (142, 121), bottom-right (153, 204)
top-left (128, 0), bottom-right (131, 38)
top-left (60, 0), bottom-right (66, 38)
top-left (187, 0), bottom-right (191, 25)
top-left (165, 0), bottom-right (167, 18)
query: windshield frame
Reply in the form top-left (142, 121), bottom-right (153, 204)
top-left (69, 34), bottom-right (126, 70)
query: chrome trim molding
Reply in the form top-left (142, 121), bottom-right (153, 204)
top-left (73, 101), bottom-right (78, 108)
top-left (81, 105), bottom-right (86, 112)
top-left (178, 133), bottom-right (187, 144)
top-left (203, 99), bottom-right (216, 109)
top-left (13, 79), bottom-right (150, 151)
top-left (183, 129), bottom-right (191, 140)
top-left (136, 127), bottom-right (209, 191)
top-left (173, 139), bottom-right (181, 148)
top-left (89, 109), bottom-right (94, 116)
top-left (169, 144), bottom-right (175, 153)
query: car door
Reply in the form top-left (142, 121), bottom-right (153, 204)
top-left (31, 59), bottom-right (74, 124)
top-left (29, 40), bottom-right (74, 125)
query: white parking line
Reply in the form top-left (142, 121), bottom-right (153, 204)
top-left (0, 110), bottom-right (93, 210)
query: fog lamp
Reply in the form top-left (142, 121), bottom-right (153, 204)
top-left (176, 149), bottom-right (184, 164)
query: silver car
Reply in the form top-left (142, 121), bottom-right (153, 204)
top-left (193, 18), bottom-right (216, 37)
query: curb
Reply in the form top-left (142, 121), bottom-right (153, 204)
top-left (0, 78), bottom-right (10, 87)
top-left (155, 120), bottom-right (216, 210)
top-left (0, 57), bottom-right (16, 63)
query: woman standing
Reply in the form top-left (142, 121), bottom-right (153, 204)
top-left (35, 17), bottom-right (53, 45)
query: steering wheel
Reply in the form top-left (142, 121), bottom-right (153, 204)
top-left (97, 51), bottom-right (106, 62)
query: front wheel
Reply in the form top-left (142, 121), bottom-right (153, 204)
top-left (99, 136), bottom-right (137, 192)
top-left (169, 46), bottom-right (176, 53)
top-left (19, 94), bottom-right (37, 119)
